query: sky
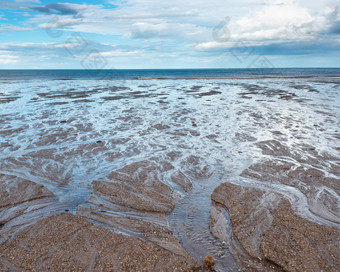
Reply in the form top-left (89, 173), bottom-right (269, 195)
top-left (0, 0), bottom-right (339, 69)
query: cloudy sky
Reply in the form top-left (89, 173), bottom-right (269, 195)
top-left (0, 0), bottom-right (339, 69)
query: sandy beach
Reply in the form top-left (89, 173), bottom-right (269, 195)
top-left (0, 74), bottom-right (339, 271)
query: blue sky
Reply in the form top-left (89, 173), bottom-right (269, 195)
top-left (0, 0), bottom-right (339, 69)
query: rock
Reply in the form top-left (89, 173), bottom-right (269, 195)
top-left (203, 254), bottom-right (216, 272)
top-left (0, 173), bottom-right (53, 208)
top-left (78, 159), bottom-right (194, 257)
top-left (262, 198), bottom-right (339, 272)
top-left (153, 124), bottom-right (171, 130)
top-left (211, 182), bottom-right (340, 271)
top-left (241, 160), bottom-right (340, 223)
top-left (171, 170), bottom-right (193, 192)
top-left (0, 213), bottom-right (200, 272)
top-left (0, 173), bottom-right (56, 243)
top-left (92, 160), bottom-right (181, 213)
top-left (198, 90), bottom-right (222, 97)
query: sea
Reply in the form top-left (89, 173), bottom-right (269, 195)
top-left (0, 68), bottom-right (339, 271)
top-left (0, 68), bottom-right (339, 80)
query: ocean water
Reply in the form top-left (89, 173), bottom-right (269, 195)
top-left (0, 68), bottom-right (340, 80)
top-left (0, 68), bottom-right (339, 271)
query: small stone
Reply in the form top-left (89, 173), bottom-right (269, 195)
top-left (203, 254), bottom-right (215, 272)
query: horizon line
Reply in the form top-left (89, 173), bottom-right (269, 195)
top-left (0, 67), bottom-right (340, 71)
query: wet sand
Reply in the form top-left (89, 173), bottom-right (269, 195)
top-left (0, 76), bottom-right (339, 271)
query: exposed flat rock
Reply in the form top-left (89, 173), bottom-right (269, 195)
top-left (0, 213), bottom-right (200, 272)
top-left (244, 140), bottom-right (340, 221)
top-left (262, 199), bottom-right (339, 272)
top-left (211, 182), bottom-right (340, 271)
top-left (241, 159), bottom-right (340, 224)
top-left (171, 170), bottom-right (193, 193)
top-left (78, 159), bottom-right (194, 258)
top-left (92, 160), bottom-right (180, 213)
top-left (0, 173), bottom-right (53, 208)
top-left (0, 173), bottom-right (55, 241)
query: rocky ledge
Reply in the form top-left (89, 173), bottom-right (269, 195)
top-left (210, 182), bottom-right (339, 271)
top-left (0, 213), bottom-right (199, 271)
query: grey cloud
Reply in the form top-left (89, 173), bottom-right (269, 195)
top-left (129, 23), bottom-right (166, 39)
top-left (30, 3), bottom-right (79, 15)
top-left (329, 20), bottom-right (340, 34)
top-left (196, 39), bottom-right (340, 56)
top-left (0, 40), bottom-right (133, 56)
top-left (252, 41), bottom-right (340, 55)
top-left (326, 6), bottom-right (340, 34)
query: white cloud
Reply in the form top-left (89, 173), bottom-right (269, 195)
top-left (126, 22), bottom-right (210, 41)
top-left (0, 13), bottom-right (8, 21)
top-left (37, 18), bottom-right (83, 29)
top-left (0, 24), bottom-right (32, 32)
top-left (234, 0), bottom-right (313, 31)
top-left (99, 50), bottom-right (140, 57)
top-left (0, 41), bottom-right (141, 60)
top-left (195, 0), bottom-right (340, 51)
top-left (0, 51), bottom-right (20, 64)
top-left (195, 41), bottom-right (230, 50)
top-left (0, 42), bottom-right (59, 49)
